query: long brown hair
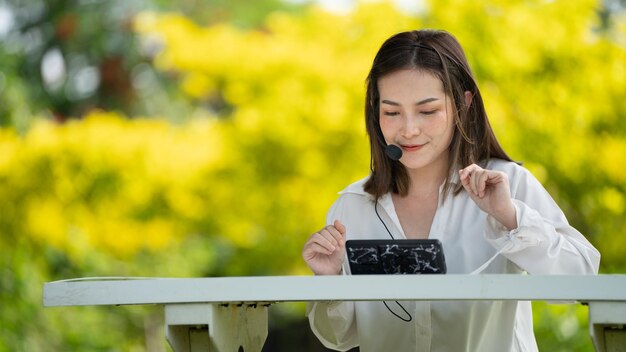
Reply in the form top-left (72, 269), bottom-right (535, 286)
top-left (363, 29), bottom-right (513, 199)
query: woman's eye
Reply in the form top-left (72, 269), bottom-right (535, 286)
top-left (422, 110), bottom-right (437, 115)
top-left (383, 111), bottom-right (400, 116)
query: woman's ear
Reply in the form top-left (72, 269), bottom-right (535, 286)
top-left (464, 91), bottom-right (473, 108)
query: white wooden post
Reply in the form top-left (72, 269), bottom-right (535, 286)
top-left (588, 301), bottom-right (626, 352)
top-left (164, 303), bottom-right (268, 352)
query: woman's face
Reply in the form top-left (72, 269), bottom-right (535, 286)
top-left (378, 69), bottom-right (456, 172)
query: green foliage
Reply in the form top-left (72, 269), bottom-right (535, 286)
top-left (0, 0), bottom-right (625, 350)
top-left (533, 302), bottom-right (594, 352)
top-left (0, 0), bottom-right (146, 128)
top-left (0, 0), bottom-right (306, 131)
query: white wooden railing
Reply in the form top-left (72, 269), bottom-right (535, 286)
top-left (43, 275), bottom-right (626, 351)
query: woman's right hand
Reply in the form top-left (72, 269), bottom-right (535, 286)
top-left (302, 220), bottom-right (347, 275)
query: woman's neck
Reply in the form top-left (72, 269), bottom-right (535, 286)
top-left (404, 157), bottom-right (450, 198)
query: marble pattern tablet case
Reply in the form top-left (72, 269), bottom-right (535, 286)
top-left (346, 239), bottom-right (447, 274)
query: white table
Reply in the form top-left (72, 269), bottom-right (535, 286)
top-left (43, 275), bottom-right (626, 351)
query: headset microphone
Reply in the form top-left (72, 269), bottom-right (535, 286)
top-left (385, 144), bottom-right (403, 161)
top-left (375, 128), bottom-right (403, 161)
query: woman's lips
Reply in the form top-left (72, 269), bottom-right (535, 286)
top-left (401, 143), bottom-right (425, 152)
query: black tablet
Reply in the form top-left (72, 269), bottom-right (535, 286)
top-left (346, 239), bottom-right (447, 275)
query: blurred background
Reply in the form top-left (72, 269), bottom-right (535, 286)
top-left (1, 0), bottom-right (625, 350)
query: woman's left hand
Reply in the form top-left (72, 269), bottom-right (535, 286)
top-left (459, 164), bottom-right (517, 230)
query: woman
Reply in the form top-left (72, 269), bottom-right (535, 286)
top-left (302, 29), bottom-right (600, 352)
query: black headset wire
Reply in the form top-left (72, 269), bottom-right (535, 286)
top-left (374, 201), bottom-right (413, 323)
top-left (368, 41), bottom-right (460, 323)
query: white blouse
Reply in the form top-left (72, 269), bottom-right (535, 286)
top-left (307, 159), bottom-right (600, 352)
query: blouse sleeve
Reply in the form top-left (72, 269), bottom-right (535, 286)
top-left (483, 164), bottom-right (600, 275)
top-left (305, 195), bottom-right (360, 350)
top-left (306, 300), bottom-right (358, 351)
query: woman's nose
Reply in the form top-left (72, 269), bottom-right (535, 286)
top-left (401, 115), bottom-right (421, 138)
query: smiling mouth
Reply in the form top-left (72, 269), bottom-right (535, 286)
top-left (401, 144), bottom-right (425, 152)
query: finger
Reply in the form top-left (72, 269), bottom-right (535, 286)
top-left (322, 223), bottom-right (345, 246)
top-left (476, 170), bottom-right (490, 198)
top-left (459, 169), bottom-right (474, 194)
top-left (468, 169), bottom-right (482, 197)
top-left (332, 220), bottom-right (347, 247)
top-left (459, 164), bottom-right (479, 185)
top-left (486, 171), bottom-right (505, 186)
top-left (303, 238), bottom-right (326, 258)
top-left (309, 233), bottom-right (337, 253)
top-left (468, 166), bottom-right (491, 197)
top-left (304, 241), bottom-right (334, 258)
top-left (333, 220), bottom-right (346, 235)
top-left (305, 230), bottom-right (335, 249)
top-left (317, 229), bottom-right (339, 250)
top-left (462, 163), bottom-right (480, 173)
top-left (459, 167), bottom-right (469, 184)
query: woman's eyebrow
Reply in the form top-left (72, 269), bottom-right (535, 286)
top-left (381, 97), bottom-right (439, 106)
